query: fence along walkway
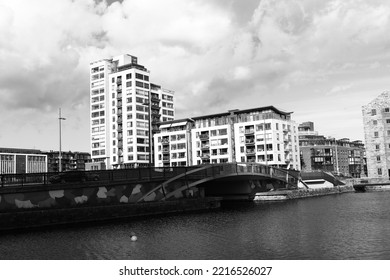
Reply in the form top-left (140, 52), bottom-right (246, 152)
top-left (0, 163), bottom-right (308, 197)
top-left (0, 167), bottom-right (197, 188)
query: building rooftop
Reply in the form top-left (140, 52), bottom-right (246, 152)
top-left (0, 147), bottom-right (43, 154)
top-left (192, 106), bottom-right (293, 120)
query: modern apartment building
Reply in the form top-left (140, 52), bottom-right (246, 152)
top-left (154, 106), bottom-right (301, 169)
top-left (299, 122), bottom-right (366, 177)
top-left (154, 119), bottom-right (194, 167)
top-left (90, 54), bottom-right (174, 169)
top-left (0, 148), bottom-right (47, 174)
top-left (44, 151), bottom-right (91, 172)
top-left (362, 91), bottom-right (390, 177)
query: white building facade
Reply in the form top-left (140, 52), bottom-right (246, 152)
top-left (154, 120), bottom-right (194, 167)
top-left (153, 107), bottom-right (301, 170)
top-left (90, 54), bottom-right (174, 169)
top-left (0, 148), bottom-right (47, 174)
top-left (362, 91), bottom-right (390, 177)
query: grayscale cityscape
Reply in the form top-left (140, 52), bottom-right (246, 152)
top-left (1, 0), bottom-right (390, 267)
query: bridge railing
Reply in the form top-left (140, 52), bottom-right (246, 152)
top-left (0, 164), bottom-right (301, 189)
top-left (0, 167), bottom-right (203, 188)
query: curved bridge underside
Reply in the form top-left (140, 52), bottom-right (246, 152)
top-left (138, 163), bottom-right (308, 202)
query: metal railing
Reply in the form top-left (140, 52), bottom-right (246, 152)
top-left (0, 164), bottom-right (305, 192)
top-left (0, 167), bottom-right (197, 188)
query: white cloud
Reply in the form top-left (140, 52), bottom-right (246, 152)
top-left (327, 83), bottom-right (354, 95)
top-left (233, 66), bottom-right (251, 80)
top-left (0, 0), bottom-right (390, 150)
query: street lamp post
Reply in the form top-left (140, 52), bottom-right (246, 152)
top-left (58, 108), bottom-right (66, 172)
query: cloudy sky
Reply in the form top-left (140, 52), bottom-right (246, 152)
top-left (0, 0), bottom-right (389, 152)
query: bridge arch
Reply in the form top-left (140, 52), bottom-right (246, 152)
top-left (137, 163), bottom-right (308, 202)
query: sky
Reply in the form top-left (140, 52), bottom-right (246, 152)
top-left (0, 0), bottom-right (389, 152)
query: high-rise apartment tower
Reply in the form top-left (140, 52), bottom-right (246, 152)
top-left (89, 54), bottom-right (174, 169)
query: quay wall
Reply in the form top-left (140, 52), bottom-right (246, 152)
top-left (0, 198), bottom-right (221, 231)
top-left (0, 180), bottom-right (212, 231)
top-left (0, 180), bottom-right (201, 212)
top-left (286, 185), bottom-right (354, 199)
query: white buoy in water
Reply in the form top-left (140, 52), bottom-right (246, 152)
top-left (130, 232), bottom-right (137, 242)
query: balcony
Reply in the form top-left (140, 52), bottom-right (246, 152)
top-left (116, 79), bottom-right (122, 85)
top-left (117, 117), bottom-right (123, 124)
top-left (199, 134), bottom-right (209, 140)
top-left (162, 157), bottom-right (170, 162)
top-left (201, 154), bottom-right (210, 159)
top-left (245, 140), bottom-right (255, 145)
top-left (151, 103), bottom-right (160, 110)
top-left (162, 148), bottom-right (170, 154)
top-left (151, 96), bottom-right (160, 102)
top-left (246, 149), bottom-right (256, 155)
top-left (201, 145), bottom-right (210, 150)
top-left (244, 129), bottom-right (255, 135)
top-left (161, 139), bottom-right (169, 145)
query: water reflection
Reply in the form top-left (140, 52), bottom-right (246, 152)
top-left (1, 192), bottom-right (390, 259)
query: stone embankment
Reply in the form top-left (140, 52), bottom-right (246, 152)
top-left (286, 185), bottom-right (354, 199)
top-left (346, 177), bottom-right (390, 192)
top-left (254, 185), bottom-right (354, 201)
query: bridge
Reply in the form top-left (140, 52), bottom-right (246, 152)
top-left (138, 163), bottom-right (307, 201)
top-left (0, 163), bottom-right (307, 203)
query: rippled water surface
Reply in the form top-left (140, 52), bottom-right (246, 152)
top-left (1, 192), bottom-right (390, 260)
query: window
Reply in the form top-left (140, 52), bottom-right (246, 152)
top-left (373, 120), bottom-right (378, 125)
top-left (386, 108), bottom-right (390, 113)
top-left (388, 130), bottom-right (390, 136)
top-left (372, 109), bottom-right (377, 115)
top-left (387, 119), bottom-right (390, 124)
top-left (374, 131), bottom-right (379, 137)
top-left (378, 168), bottom-right (382, 175)
top-left (377, 156), bottom-right (381, 162)
top-left (375, 144), bottom-right (380, 150)
top-left (126, 73), bottom-right (131, 79)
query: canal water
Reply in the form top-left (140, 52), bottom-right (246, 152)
top-left (1, 192), bottom-right (390, 260)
